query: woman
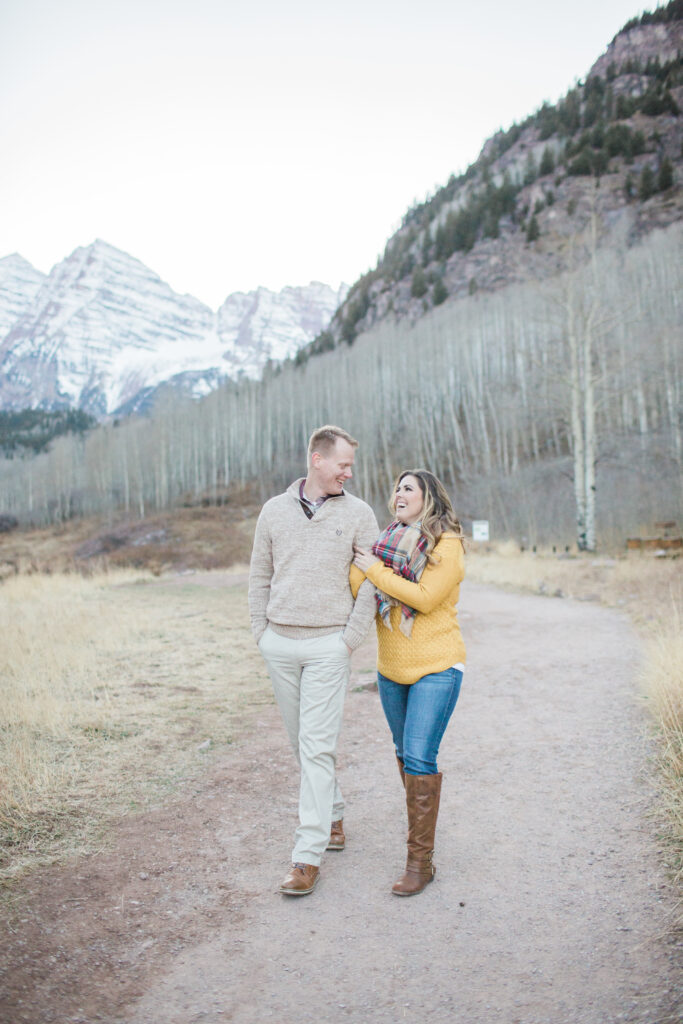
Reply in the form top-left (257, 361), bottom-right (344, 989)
top-left (352, 469), bottom-right (466, 896)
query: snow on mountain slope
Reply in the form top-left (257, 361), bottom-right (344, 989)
top-left (217, 282), bottom-right (347, 377)
top-left (0, 255), bottom-right (46, 340)
top-left (0, 240), bottom-right (344, 416)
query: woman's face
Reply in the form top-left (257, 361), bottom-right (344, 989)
top-left (393, 475), bottom-right (424, 525)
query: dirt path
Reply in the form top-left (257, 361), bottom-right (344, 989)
top-left (2, 582), bottom-right (681, 1023)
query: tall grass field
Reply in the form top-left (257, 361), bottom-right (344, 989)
top-left (0, 567), bottom-right (271, 888)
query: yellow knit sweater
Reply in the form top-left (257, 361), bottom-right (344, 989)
top-left (350, 533), bottom-right (466, 685)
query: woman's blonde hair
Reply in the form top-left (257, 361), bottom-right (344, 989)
top-left (390, 469), bottom-right (465, 557)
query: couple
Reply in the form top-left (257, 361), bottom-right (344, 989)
top-left (248, 425), bottom-right (466, 898)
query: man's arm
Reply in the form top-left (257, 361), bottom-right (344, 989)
top-left (247, 508), bottom-right (273, 643)
top-left (341, 505), bottom-right (379, 650)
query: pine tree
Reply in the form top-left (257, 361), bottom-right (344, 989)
top-left (432, 278), bottom-right (448, 306)
top-left (639, 165), bottom-right (656, 201)
top-left (526, 215), bottom-right (540, 243)
top-left (411, 266), bottom-right (428, 298)
top-left (657, 156), bottom-right (674, 192)
top-left (539, 146), bottom-right (555, 177)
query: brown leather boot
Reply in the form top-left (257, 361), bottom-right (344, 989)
top-left (327, 819), bottom-right (345, 850)
top-left (392, 772), bottom-right (442, 897)
top-left (278, 862), bottom-right (319, 896)
top-left (396, 756), bottom-right (406, 789)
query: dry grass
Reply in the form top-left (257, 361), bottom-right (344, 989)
top-left (465, 541), bottom-right (680, 628)
top-left (640, 601), bottom-right (683, 922)
top-left (0, 504), bottom-right (258, 579)
top-left (0, 567), bottom-right (271, 887)
top-left (467, 542), bottom-right (683, 919)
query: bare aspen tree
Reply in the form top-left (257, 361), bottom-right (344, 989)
top-left (1, 223), bottom-right (680, 545)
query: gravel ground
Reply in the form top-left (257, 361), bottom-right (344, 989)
top-left (1, 581), bottom-right (681, 1023)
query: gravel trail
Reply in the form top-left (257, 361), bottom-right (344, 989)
top-left (2, 581), bottom-right (681, 1023)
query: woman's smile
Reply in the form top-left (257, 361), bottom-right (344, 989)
top-left (394, 475), bottom-right (424, 524)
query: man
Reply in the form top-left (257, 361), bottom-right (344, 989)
top-left (248, 425), bottom-right (378, 896)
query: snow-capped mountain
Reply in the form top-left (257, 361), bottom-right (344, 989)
top-left (0, 255), bottom-right (46, 340)
top-left (0, 240), bottom-right (345, 417)
top-left (217, 282), bottom-right (346, 378)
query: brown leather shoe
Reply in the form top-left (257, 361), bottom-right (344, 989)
top-left (327, 819), bottom-right (345, 851)
top-left (278, 862), bottom-right (319, 896)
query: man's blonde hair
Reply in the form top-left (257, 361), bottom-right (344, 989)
top-left (307, 425), bottom-right (358, 465)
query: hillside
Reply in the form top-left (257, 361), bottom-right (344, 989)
top-left (301, 5), bottom-right (682, 359)
top-left (0, 3), bottom-right (680, 551)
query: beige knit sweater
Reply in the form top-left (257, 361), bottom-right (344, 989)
top-left (248, 478), bottom-right (379, 650)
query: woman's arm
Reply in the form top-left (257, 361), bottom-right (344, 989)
top-left (362, 537), bottom-right (464, 613)
top-left (349, 563), bottom-right (366, 600)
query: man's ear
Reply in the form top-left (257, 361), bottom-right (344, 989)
top-left (311, 451), bottom-right (321, 467)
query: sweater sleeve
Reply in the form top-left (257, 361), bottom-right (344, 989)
top-left (247, 506), bottom-right (273, 643)
top-left (341, 504), bottom-right (380, 649)
top-left (363, 536), bottom-right (464, 613)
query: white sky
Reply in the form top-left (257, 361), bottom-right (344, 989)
top-left (1, 0), bottom-right (650, 308)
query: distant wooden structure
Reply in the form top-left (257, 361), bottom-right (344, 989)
top-left (626, 521), bottom-right (682, 553)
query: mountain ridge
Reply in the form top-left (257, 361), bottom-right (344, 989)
top-left (0, 240), bottom-right (345, 417)
top-left (1, 4), bottom-right (680, 417)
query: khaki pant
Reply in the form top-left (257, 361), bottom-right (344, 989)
top-left (258, 626), bottom-right (351, 866)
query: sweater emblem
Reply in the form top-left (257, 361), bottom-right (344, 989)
top-left (336, 528), bottom-right (342, 536)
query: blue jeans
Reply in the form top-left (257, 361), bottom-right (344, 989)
top-left (377, 668), bottom-right (462, 775)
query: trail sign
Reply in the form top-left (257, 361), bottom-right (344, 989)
top-left (472, 520), bottom-right (489, 542)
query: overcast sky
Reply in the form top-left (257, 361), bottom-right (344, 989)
top-left (1, 0), bottom-right (650, 308)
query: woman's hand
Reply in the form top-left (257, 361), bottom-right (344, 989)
top-left (353, 545), bottom-right (379, 573)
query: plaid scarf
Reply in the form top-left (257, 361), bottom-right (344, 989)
top-left (372, 520), bottom-right (429, 637)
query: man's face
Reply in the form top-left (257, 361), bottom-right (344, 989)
top-left (311, 439), bottom-right (355, 495)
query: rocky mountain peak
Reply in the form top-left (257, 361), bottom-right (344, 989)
top-left (0, 242), bottom-right (344, 417)
top-left (0, 255), bottom-right (46, 342)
